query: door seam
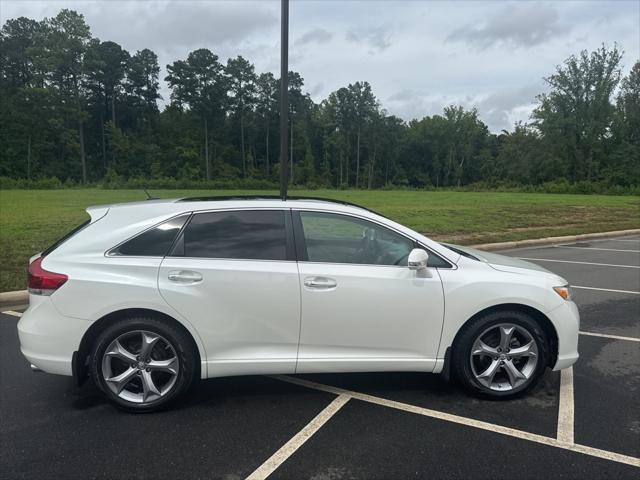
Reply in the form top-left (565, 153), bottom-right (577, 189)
top-left (290, 208), bottom-right (304, 374)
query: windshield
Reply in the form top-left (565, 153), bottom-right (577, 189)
top-left (441, 244), bottom-right (481, 261)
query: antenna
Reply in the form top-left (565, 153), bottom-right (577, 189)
top-left (143, 188), bottom-right (157, 200)
top-left (279, 0), bottom-right (289, 201)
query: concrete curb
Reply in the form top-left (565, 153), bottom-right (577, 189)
top-left (1, 229), bottom-right (638, 309)
top-left (470, 228), bottom-right (640, 252)
top-left (0, 289), bottom-right (28, 309)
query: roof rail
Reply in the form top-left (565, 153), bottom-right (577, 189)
top-left (178, 195), bottom-right (282, 203)
top-left (176, 195), bottom-right (388, 219)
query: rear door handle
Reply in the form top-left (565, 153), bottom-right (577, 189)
top-left (168, 270), bottom-right (203, 284)
top-left (304, 276), bottom-right (337, 290)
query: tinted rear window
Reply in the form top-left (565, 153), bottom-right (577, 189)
top-left (111, 215), bottom-right (189, 257)
top-left (177, 210), bottom-right (287, 260)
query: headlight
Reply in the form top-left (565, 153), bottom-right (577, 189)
top-left (553, 285), bottom-right (573, 301)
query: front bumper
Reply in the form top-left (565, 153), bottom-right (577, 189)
top-left (547, 299), bottom-right (580, 370)
top-left (17, 295), bottom-right (90, 376)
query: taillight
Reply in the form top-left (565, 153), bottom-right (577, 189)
top-left (28, 257), bottom-right (68, 295)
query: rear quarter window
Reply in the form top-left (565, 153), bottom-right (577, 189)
top-left (109, 214), bottom-right (189, 257)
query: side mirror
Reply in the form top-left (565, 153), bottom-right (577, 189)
top-left (408, 248), bottom-right (429, 271)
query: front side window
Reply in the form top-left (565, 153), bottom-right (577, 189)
top-left (298, 211), bottom-right (415, 266)
top-left (110, 214), bottom-right (189, 257)
top-left (176, 210), bottom-right (287, 260)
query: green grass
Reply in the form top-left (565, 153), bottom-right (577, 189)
top-left (1, 188), bottom-right (639, 292)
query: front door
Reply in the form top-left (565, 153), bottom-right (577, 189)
top-left (158, 209), bottom-right (300, 377)
top-left (293, 210), bottom-right (445, 374)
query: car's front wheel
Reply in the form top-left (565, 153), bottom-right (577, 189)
top-left (91, 316), bottom-right (197, 412)
top-left (452, 310), bottom-right (549, 398)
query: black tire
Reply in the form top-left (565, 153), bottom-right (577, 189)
top-left (451, 310), bottom-right (549, 399)
top-left (90, 316), bottom-right (197, 412)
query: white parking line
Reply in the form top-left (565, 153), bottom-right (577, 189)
top-left (580, 331), bottom-right (640, 343)
top-left (555, 245), bottom-right (640, 253)
top-left (557, 367), bottom-right (574, 444)
top-left (246, 394), bottom-right (350, 480)
top-left (572, 285), bottom-right (640, 295)
top-left (1, 311), bottom-right (22, 317)
top-left (517, 257), bottom-right (640, 269)
top-left (272, 375), bottom-right (640, 468)
top-left (607, 239), bottom-right (640, 244)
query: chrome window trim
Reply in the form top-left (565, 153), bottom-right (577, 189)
top-left (104, 205), bottom-right (456, 269)
top-left (164, 257), bottom-right (297, 264)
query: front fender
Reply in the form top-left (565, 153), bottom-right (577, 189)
top-left (436, 260), bottom-right (562, 360)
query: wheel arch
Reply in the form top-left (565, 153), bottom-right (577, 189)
top-left (446, 303), bottom-right (558, 371)
top-left (74, 308), bottom-right (203, 386)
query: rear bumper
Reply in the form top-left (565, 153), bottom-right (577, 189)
top-left (17, 295), bottom-right (91, 376)
top-left (547, 300), bottom-right (580, 371)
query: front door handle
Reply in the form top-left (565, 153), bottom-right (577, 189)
top-left (304, 276), bottom-right (337, 290)
top-left (168, 270), bottom-right (203, 284)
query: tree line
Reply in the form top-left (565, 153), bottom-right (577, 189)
top-left (1, 9), bottom-right (638, 191)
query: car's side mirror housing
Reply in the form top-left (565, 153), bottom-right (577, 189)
top-left (408, 248), bottom-right (429, 270)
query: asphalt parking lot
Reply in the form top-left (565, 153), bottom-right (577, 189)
top-left (1, 235), bottom-right (638, 479)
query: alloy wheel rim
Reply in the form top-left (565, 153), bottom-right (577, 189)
top-left (470, 323), bottom-right (538, 392)
top-left (101, 330), bottom-right (179, 404)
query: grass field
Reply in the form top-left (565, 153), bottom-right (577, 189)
top-left (1, 188), bottom-right (639, 292)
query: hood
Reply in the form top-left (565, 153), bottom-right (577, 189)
top-left (442, 243), bottom-right (568, 282)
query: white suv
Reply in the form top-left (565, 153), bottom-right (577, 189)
top-left (18, 196), bottom-right (579, 411)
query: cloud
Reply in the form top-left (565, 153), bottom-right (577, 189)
top-left (346, 24), bottom-right (393, 54)
top-left (309, 82), bottom-right (325, 97)
top-left (296, 28), bottom-right (332, 46)
top-left (386, 90), bottom-right (450, 122)
top-left (388, 89), bottom-right (422, 103)
top-left (87, 1), bottom-right (278, 52)
top-left (475, 83), bottom-right (544, 131)
top-left (447, 4), bottom-right (568, 49)
top-left (385, 83), bottom-right (546, 132)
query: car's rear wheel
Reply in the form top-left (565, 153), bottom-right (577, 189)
top-left (452, 310), bottom-right (549, 398)
top-left (91, 317), bottom-right (197, 412)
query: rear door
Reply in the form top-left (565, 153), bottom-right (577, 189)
top-left (158, 209), bottom-right (301, 377)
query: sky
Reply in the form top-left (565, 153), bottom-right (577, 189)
top-left (1, 0), bottom-right (639, 132)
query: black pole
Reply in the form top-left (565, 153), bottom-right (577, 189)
top-left (279, 0), bottom-right (289, 200)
